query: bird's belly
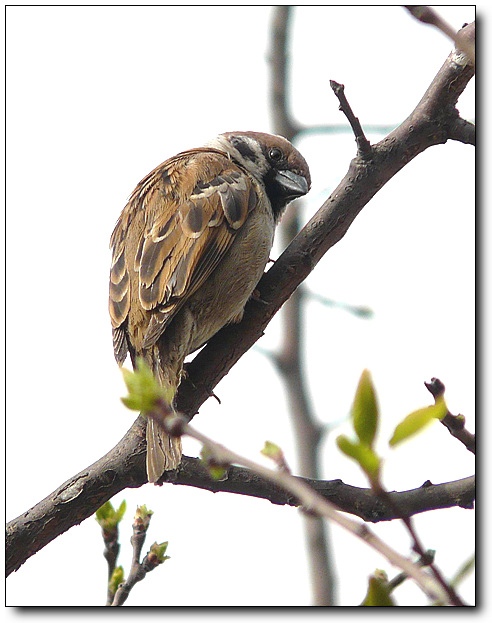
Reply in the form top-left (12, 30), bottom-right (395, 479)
top-left (185, 212), bottom-right (274, 352)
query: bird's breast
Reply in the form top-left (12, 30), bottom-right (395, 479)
top-left (185, 201), bottom-right (275, 352)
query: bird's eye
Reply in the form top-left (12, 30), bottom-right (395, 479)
top-left (269, 147), bottom-right (283, 162)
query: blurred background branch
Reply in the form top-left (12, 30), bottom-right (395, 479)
top-left (269, 5), bottom-right (335, 606)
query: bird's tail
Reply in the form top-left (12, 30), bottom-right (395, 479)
top-left (144, 346), bottom-right (183, 483)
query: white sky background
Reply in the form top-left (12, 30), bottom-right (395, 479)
top-left (4, 3), bottom-right (477, 612)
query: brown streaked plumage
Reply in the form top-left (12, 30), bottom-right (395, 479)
top-left (109, 131), bottom-right (310, 483)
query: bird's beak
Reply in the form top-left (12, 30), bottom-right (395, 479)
top-left (275, 169), bottom-right (310, 199)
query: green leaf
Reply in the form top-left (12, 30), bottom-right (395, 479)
top-left (149, 541), bottom-right (170, 564)
top-left (450, 554), bottom-right (475, 588)
top-left (389, 397), bottom-right (448, 447)
top-left (337, 435), bottom-right (381, 479)
top-left (95, 500), bottom-right (115, 524)
top-left (361, 573), bottom-right (395, 606)
top-left (209, 465), bottom-right (228, 480)
top-left (134, 504), bottom-right (153, 530)
top-left (95, 499), bottom-right (126, 531)
top-left (109, 566), bottom-right (124, 594)
top-left (200, 445), bottom-right (227, 481)
top-left (351, 369), bottom-right (379, 448)
top-left (261, 440), bottom-right (282, 459)
top-left (121, 358), bottom-right (176, 414)
top-left (260, 440), bottom-right (289, 472)
top-left (114, 500), bottom-right (127, 523)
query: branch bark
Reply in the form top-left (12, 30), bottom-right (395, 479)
top-left (6, 22), bottom-right (475, 579)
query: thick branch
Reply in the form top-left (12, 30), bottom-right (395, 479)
top-left (6, 416), bottom-right (148, 577)
top-left (164, 459), bottom-right (474, 521)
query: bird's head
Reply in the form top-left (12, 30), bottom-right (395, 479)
top-left (208, 131), bottom-right (311, 221)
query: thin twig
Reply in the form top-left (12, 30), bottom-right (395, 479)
top-left (329, 80), bottom-right (372, 158)
top-left (388, 549), bottom-right (435, 592)
top-left (109, 507), bottom-right (168, 606)
top-left (298, 123), bottom-right (396, 137)
top-left (306, 289), bottom-right (373, 318)
top-left (447, 116), bottom-right (475, 145)
top-left (102, 528), bottom-right (120, 605)
top-left (110, 513), bottom-right (148, 606)
top-left (425, 378), bottom-right (475, 454)
top-left (404, 6), bottom-right (475, 64)
top-left (372, 484), bottom-right (465, 606)
top-left (95, 499), bottom-right (127, 604)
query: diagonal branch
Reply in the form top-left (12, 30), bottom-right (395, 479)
top-left (175, 22), bottom-right (475, 420)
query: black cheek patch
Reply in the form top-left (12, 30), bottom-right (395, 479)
top-left (232, 138), bottom-right (257, 162)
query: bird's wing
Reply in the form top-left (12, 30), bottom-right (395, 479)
top-left (109, 148), bottom-right (258, 359)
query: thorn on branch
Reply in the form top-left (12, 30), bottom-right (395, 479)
top-left (330, 80), bottom-right (372, 158)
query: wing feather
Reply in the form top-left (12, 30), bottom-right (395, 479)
top-left (110, 148), bottom-right (260, 358)
top-left (109, 245), bottom-right (130, 328)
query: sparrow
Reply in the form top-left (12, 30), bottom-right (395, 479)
top-left (109, 131), bottom-right (311, 483)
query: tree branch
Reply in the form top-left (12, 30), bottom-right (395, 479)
top-left (269, 5), bottom-right (300, 139)
top-left (447, 116), bottom-right (475, 145)
top-left (165, 459), bottom-right (475, 521)
top-left (6, 416), bottom-right (147, 578)
top-left (6, 418), bottom-right (475, 578)
top-left (404, 6), bottom-right (475, 64)
top-left (175, 22), bottom-right (475, 421)
top-left (109, 506), bottom-right (169, 606)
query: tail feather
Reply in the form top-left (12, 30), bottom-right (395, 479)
top-left (146, 418), bottom-right (182, 482)
top-left (144, 344), bottom-right (183, 483)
